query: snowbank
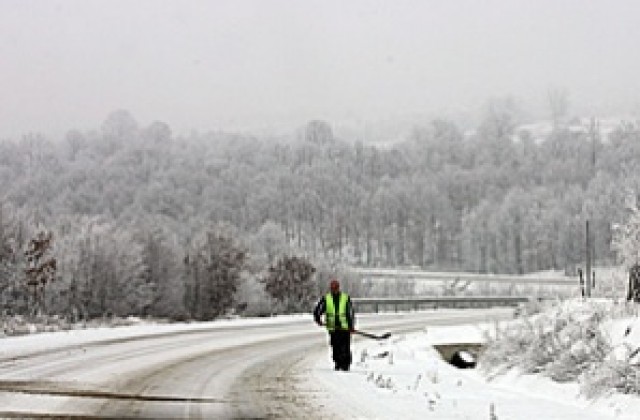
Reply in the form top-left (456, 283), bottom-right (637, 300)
top-left (310, 313), bottom-right (640, 419)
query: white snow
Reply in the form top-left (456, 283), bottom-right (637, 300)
top-left (309, 320), bottom-right (640, 419)
top-left (2, 309), bottom-right (640, 419)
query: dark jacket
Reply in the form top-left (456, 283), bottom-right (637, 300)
top-left (313, 292), bottom-right (355, 330)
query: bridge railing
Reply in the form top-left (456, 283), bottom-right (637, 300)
top-left (352, 296), bottom-right (537, 313)
top-left (351, 268), bottom-right (576, 286)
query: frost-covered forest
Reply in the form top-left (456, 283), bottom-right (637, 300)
top-left (1, 105), bottom-right (640, 321)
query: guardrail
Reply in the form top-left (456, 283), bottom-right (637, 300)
top-left (352, 296), bottom-right (535, 313)
top-left (351, 268), bottom-right (576, 286)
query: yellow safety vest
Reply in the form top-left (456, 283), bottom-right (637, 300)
top-left (325, 292), bottom-right (349, 331)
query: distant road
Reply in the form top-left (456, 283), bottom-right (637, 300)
top-left (0, 308), bottom-right (514, 419)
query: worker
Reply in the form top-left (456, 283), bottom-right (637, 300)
top-left (313, 278), bottom-right (355, 371)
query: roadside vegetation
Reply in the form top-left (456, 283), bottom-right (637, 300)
top-left (480, 299), bottom-right (640, 398)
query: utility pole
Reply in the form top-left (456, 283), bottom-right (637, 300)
top-left (585, 220), bottom-right (592, 298)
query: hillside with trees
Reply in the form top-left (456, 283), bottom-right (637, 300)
top-left (1, 106), bottom-right (640, 320)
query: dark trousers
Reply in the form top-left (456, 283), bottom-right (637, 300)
top-left (329, 330), bottom-right (352, 370)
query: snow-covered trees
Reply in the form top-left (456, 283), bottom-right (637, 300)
top-left (2, 108), bottom-right (640, 318)
top-left (612, 204), bottom-right (640, 270)
top-left (0, 204), bottom-right (25, 314)
top-left (184, 230), bottom-right (247, 320)
top-left (251, 221), bottom-right (288, 266)
top-left (611, 201), bottom-right (640, 301)
top-left (305, 120), bottom-right (334, 145)
top-left (262, 256), bottom-right (316, 312)
top-left (53, 218), bottom-right (148, 318)
top-left (24, 230), bottom-right (57, 315)
top-left (136, 223), bottom-right (185, 319)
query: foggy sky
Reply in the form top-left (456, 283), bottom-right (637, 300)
top-left (1, 0), bottom-right (639, 140)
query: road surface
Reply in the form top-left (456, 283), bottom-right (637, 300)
top-left (0, 308), bottom-right (513, 418)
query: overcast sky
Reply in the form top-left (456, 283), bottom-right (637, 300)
top-left (1, 0), bottom-right (639, 140)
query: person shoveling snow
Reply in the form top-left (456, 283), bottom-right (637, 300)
top-left (314, 279), bottom-right (355, 371)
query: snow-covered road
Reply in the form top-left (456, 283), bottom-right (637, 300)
top-left (0, 308), bottom-right (512, 418)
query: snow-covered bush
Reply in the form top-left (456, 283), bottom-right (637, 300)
top-left (1, 314), bottom-right (70, 335)
top-left (582, 359), bottom-right (640, 398)
top-left (261, 255), bottom-right (316, 313)
top-left (0, 313), bottom-right (152, 336)
top-left (479, 299), bottom-right (636, 396)
top-left (545, 314), bottom-right (610, 382)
